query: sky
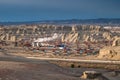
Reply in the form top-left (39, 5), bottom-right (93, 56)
top-left (0, 0), bottom-right (120, 22)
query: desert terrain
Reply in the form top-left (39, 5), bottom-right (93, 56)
top-left (0, 48), bottom-right (120, 80)
top-left (0, 24), bottom-right (120, 80)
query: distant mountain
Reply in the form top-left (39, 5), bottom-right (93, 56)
top-left (0, 18), bottom-right (120, 25)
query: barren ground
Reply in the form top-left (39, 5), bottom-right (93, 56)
top-left (0, 47), bottom-right (120, 80)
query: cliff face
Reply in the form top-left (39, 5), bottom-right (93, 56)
top-left (98, 46), bottom-right (120, 60)
top-left (0, 25), bottom-right (119, 43)
top-left (98, 37), bottom-right (120, 60)
top-left (112, 38), bottom-right (120, 46)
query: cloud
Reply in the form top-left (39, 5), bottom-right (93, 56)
top-left (0, 0), bottom-right (82, 9)
top-left (0, 0), bottom-right (120, 22)
top-left (0, 0), bottom-right (84, 13)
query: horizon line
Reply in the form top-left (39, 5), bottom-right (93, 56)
top-left (0, 18), bottom-right (120, 23)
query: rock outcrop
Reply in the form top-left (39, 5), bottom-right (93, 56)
top-left (0, 25), bottom-right (119, 43)
top-left (112, 37), bottom-right (120, 46)
top-left (98, 46), bottom-right (120, 60)
top-left (81, 71), bottom-right (108, 80)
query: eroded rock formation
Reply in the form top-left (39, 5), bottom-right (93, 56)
top-left (0, 25), bottom-right (119, 43)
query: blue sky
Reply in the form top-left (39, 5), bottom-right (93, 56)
top-left (0, 0), bottom-right (120, 22)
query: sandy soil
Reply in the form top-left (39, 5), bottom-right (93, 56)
top-left (0, 47), bottom-right (120, 80)
top-left (0, 61), bottom-right (81, 80)
top-left (0, 48), bottom-right (81, 80)
top-left (0, 61), bottom-right (119, 80)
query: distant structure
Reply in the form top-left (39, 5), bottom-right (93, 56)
top-left (32, 33), bottom-right (62, 47)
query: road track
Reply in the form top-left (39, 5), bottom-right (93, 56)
top-left (27, 57), bottom-right (120, 65)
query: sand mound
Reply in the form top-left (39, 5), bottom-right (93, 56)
top-left (98, 46), bottom-right (120, 60)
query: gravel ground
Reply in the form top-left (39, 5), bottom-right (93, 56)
top-left (0, 49), bottom-right (80, 80)
top-left (0, 61), bottom-right (81, 80)
top-left (0, 48), bottom-right (120, 80)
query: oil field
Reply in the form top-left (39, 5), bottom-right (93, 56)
top-left (0, 0), bottom-right (120, 80)
top-left (0, 24), bottom-right (120, 80)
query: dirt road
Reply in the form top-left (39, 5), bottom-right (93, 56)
top-left (27, 57), bottom-right (120, 65)
top-left (0, 49), bottom-right (83, 80)
top-left (0, 49), bottom-right (120, 80)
